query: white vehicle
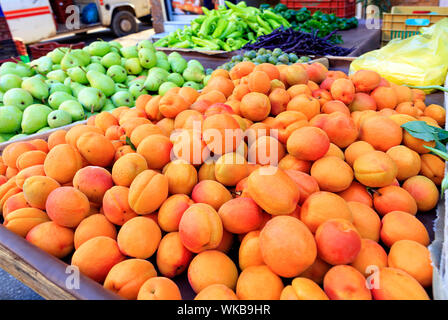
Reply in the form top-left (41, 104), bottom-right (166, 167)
top-left (0, 0), bottom-right (151, 44)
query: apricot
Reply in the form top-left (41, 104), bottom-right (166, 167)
top-left (299, 257), bottom-right (331, 285)
top-left (163, 161), bottom-right (198, 195)
top-left (4, 207), bottom-right (50, 237)
top-left (388, 239), bottom-right (432, 287)
top-left (121, 118), bottom-right (152, 137)
top-left (65, 125), bottom-right (103, 148)
top-left (321, 100), bottom-right (350, 116)
top-left (74, 214), bottom-right (117, 250)
top-left (350, 239), bottom-right (388, 277)
top-left (353, 151), bottom-right (398, 188)
top-left (179, 203), bottom-right (223, 253)
top-left (188, 250), bottom-right (238, 293)
top-left (286, 126), bottom-right (330, 161)
top-left (371, 267), bottom-right (429, 300)
top-left (110, 153), bottom-right (147, 187)
top-left (351, 70), bottom-right (380, 92)
top-left (2, 192), bottom-right (30, 219)
top-left (347, 201), bottom-right (380, 242)
top-left (392, 84), bottom-right (413, 104)
top-left (371, 86), bottom-right (397, 110)
top-left (205, 76), bottom-right (234, 98)
top-left (373, 185), bottom-right (417, 216)
top-left (311, 156), bottom-right (353, 193)
top-left (285, 64), bottom-right (308, 86)
top-left (260, 215), bottom-right (316, 277)
top-left (230, 61), bottom-right (256, 80)
top-left (21, 176), bottom-right (60, 210)
top-left (137, 277), bottom-right (182, 300)
top-left (15, 150), bottom-right (46, 171)
top-left (278, 154), bottom-right (311, 173)
top-left (135, 134), bottom-right (172, 170)
top-left (280, 277), bottom-right (329, 300)
top-left (71, 236), bottom-right (125, 283)
top-left (42, 144), bottom-right (81, 184)
top-left (420, 154), bottom-right (445, 185)
top-left (191, 180), bottom-right (232, 211)
top-left (117, 216), bottom-right (161, 259)
top-left (128, 170), bottom-right (169, 215)
top-left (403, 131), bottom-right (436, 154)
top-left (287, 95), bottom-right (320, 120)
top-left (395, 101), bottom-right (422, 118)
top-left (325, 144), bottom-right (344, 162)
top-left (315, 219), bottom-right (361, 265)
top-left (236, 265), bottom-right (284, 300)
top-left (2, 142), bottom-right (37, 169)
top-left (156, 232), bottom-right (193, 278)
top-left (202, 113), bottom-right (242, 155)
top-left (285, 170), bottom-right (320, 204)
top-left (287, 84), bottom-right (312, 99)
top-left (330, 78), bottom-right (355, 105)
top-left (424, 104), bottom-right (445, 126)
top-left (247, 135), bottom-right (285, 167)
top-left (214, 152), bottom-right (248, 186)
top-left (47, 130), bottom-right (67, 149)
top-left (26, 221), bottom-right (74, 258)
top-left (318, 112), bottom-right (359, 148)
top-left (157, 195), bottom-right (192, 233)
top-left (343, 141), bottom-right (374, 168)
top-left (76, 132), bottom-right (115, 167)
top-left (195, 284), bottom-right (238, 300)
top-left (218, 197), bottom-right (262, 234)
top-left (380, 211), bottom-right (430, 247)
top-left (102, 186), bottom-right (137, 226)
top-left (14, 165), bottom-right (45, 189)
top-left (323, 265), bottom-right (372, 300)
top-left (240, 92), bottom-right (271, 122)
top-left (72, 166), bottom-right (113, 204)
top-left (359, 116), bottom-right (403, 152)
top-left (403, 175), bottom-right (439, 212)
top-left (45, 187), bottom-right (89, 228)
top-left (268, 88), bottom-right (290, 116)
top-left (385, 145), bottom-right (421, 181)
top-left (103, 259), bottom-right (157, 300)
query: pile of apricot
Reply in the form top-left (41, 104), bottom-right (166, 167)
top-left (0, 60), bottom-right (445, 300)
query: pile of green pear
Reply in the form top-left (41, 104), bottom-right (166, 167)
top-left (0, 40), bottom-right (208, 142)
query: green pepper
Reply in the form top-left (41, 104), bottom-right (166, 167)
top-left (198, 16), bottom-right (219, 37)
top-left (247, 32), bottom-right (255, 42)
top-left (216, 39), bottom-right (231, 51)
top-left (212, 18), bottom-right (228, 38)
top-left (267, 18), bottom-right (282, 30)
top-left (202, 7), bottom-right (211, 16)
top-left (274, 3), bottom-right (287, 13)
top-left (172, 40), bottom-right (192, 49)
top-left (259, 4), bottom-right (271, 11)
top-left (191, 37), bottom-right (220, 50)
top-left (153, 38), bottom-right (168, 47)
top-left (227, 31), bottom-right (243, 39)
top-left (256, 15), bottom-right (272, 33)
top-left (262, 10), bottom-right (290, 28)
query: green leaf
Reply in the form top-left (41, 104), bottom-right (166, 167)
top-left (401, 121), bottom-right (448, 142)
top-left (442, 176), bottom-right (448, 198)
top-left (424, 145), bottom-right (448, 161)
top-left (125, 136), bottom-right (136, 151)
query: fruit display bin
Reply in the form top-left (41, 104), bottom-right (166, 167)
top-left (280, 0), bottom-right (356, 18)
top-left (29, 41), bottom-right (85, 60)
top-left (0, 56), bottom-right (446, 300)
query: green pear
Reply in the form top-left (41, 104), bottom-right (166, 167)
top-left (120, 46), bottom-right (138, 59)
top-left (183, 66), bottom-right (205, 82)
top-left (47, 47), bottom-right (69, 64)
top-left (0, 62), bottom-right (34, 77)
top-left (203, 74), bottom-right (211, 86)
top-left (155, 51), bottom-right (168, 61)
top-left (170, 58), bottom-right (187, 74)
top-left (86, 70), bottom-right (116, 97)
top-left (78, 87), bottom-right (106, 112)
top-left (48, 91), bottom-right (76, 109)
top-left (109, 41), bottom-right (123, 50)
top-left (52, 64), bottom-right (62, 71)
top-left (47, 70), bottom-right (67, 83)
top-left (149, 67), bottom-right (170, 79)
top-left (21, 104), bottom-right (52, 133)
top-left (159, 82), bottom-right (178, 96)
top-left (36, 127), bottom-right (51, 133)
top-left (183, 81), bottom-right (203, 90)
top-left (64, 77), bottom-right (72, 87)
top-left (0, 133), bottom-right (15, 141)
top-left (67, 67), bottom-right (88, 84)
top-left (124, 58), bottom-right (143, 75)
top-left (101, 52), bottom-right (121, 68)
top-left (0, 105), bottom-right (22, 133)
top-left (140, 69), bottom-right (148, 77)
top-left (156, 59), bottom-right (171, 71)
top-left (143, 74), bottom-right (164, 92)
top-left (21, 76), bottom-right (49, 101)
top-left (111, 91), bottom-right (134, 107)
top-left (125, 75), bottom-right (137, 86)
top-left (167, 73), bottom-right (184, 87)
top-left (86, 63), bottom-right (106, 74)
top-left (47, 109), bottom-right (72, 128)
top-left (70, 82), bottom-right (86, 98)
top-left (10, 133), bottom-right (29, 141)
top-left (72, 49), bottom-right (91, 66)
top-left (107, 65), bottom-right (127, 83)
top-left (101, 103), bottom-right (116, 112)
top-left (45, 79), bottom-right (60, 86)
top-left (90, 56), bottom-right (102, 64)
top-left (50, 83), bottom-right (72, 95)
top-left (138, 48), bottom-right (157, 69)
top-left (187, 59), bottom-right (205, 72)
top-left (129, 82), bottom-right (148, 99)
top-left (3, 88), bottom-right (34, 111)
top-left (88, 41), bottom-right (111, 57)
top-left (115, 83), bottom-right (128, 92)
top-left (110, 46), bottom-right (119, 54)
top-left (167, 52), bottom-right (183, 63)
top-left (0, 74), bottom-right (22, 91)
top-left (60, 51), bottom-right (81, 71)
top-left (59, 100), bottom-right (85, 121)
top-left (33, 56), bottom-right (53, 74)
top-left (138, 40), bottom-right (155, 51)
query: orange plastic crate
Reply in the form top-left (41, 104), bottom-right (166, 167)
top-left (280, 0), bottom-right (356, 18)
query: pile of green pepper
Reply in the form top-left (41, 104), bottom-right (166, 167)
top-left (153, 1), bottom-right (291, 51)
top-left (260, 4), bottom-right (358, 44)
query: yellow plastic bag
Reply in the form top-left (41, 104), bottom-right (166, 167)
top-left (350, 18), bottom-right (448, 92)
